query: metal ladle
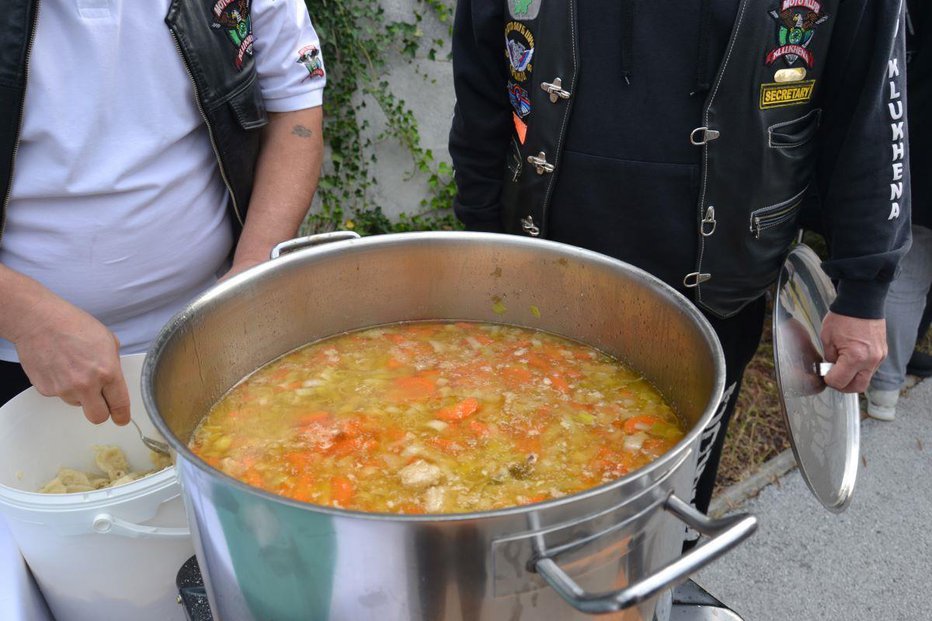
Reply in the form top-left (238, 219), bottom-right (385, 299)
top-left (129, 419), bottom-right (171, 456)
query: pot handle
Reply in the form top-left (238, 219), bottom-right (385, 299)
top-left (533, 494), bottom-right (757, 615)
top-left (270, 231), bottom-right (361, 260)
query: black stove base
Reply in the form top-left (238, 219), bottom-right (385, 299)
top-left (176, 556), bottom-right (742, 621)
top-left (176, 556), bottom-right (211, 621)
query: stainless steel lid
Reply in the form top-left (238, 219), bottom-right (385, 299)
top-left (773, 244), bottom-right (860, 512)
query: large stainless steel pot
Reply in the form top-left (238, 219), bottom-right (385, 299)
top-left (142, 232), bottom-right (756, 621)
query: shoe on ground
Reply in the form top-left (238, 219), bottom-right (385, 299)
top-left (865, 387), bottom-right (899, 421)
top-left (906, 350), bottom-right (932, 378)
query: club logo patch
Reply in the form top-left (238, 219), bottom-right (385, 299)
top-left (765, 0), bottom-right (829, 68)
top-left (508, 0), bottom-right (542, 21)
top-left (211, 0), bottom-right (255, 71)
top-left (505, 21), bottom-right (534, 82)
top-left (759, 79), bottom-right (816, 108)
top-left (507, 82), bottom-right (531, 118)
top-left (297, 45), bottom-right (325, 81)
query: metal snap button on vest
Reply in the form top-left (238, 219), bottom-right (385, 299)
top-left (683, 272), bottom-right (711, 287)
top-left (701, 206), bottom-right (717, 237)
top-left (527, 152), bottom-right (555, 175)
top-left (689, 127), bottom-right (721, 146)
top-left (520, 216), bottom-right (541, 236)
top-left (541, 78), bottom-right (571, 103)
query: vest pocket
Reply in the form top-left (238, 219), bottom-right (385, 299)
top-left (226, 77), bottom-right (269, 131)
top-left (749, 185), bottom-right (808, 239)
top-left (768, 109), bottom-right (821, 149)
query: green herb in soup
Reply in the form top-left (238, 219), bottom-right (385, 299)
top-left (189, 322), bottom-right (685, 513)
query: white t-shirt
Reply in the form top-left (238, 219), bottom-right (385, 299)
top-left (0, 0), bottom-right (326, 362)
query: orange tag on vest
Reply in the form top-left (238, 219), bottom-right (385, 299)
top-left (513, 112), bottom-right (527, 144)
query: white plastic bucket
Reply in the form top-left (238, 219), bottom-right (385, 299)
top-left (0, 354), bottom-right (193, 621)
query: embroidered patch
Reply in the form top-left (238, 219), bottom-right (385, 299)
top-left (759, 79), bottom-right (816, 108)
top-left (512, 112), bottom-right (528, 144)
top-left (505, 22), bottom-right (535, 82)
top-left (211, 0), bottom-right (255, 71)
top-left (508, 0), bottom-right (542, 20)
top-left (297, 45), bottom-right (325, 81)
top-left (507, 82), bottom-right (531, 118)
top-left (764, 0), bottom-right (829, 68)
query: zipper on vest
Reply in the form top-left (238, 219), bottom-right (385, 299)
top-left (168, 30), bottom-right (245, 229)
top-left (1, 0), bottom-right (42, 247)
top-left (749, 186), bottom-right (808, 239)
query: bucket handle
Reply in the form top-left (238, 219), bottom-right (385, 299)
top-left (92, 513), bottom-right (190, 539)
top-left (532, 494), bottom-right (757, 614)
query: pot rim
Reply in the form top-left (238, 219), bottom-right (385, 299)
top-left (142, 231), bottom-right (726, 522)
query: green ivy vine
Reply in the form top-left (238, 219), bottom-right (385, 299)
top-left (304, 0), bottom-right (461, 236)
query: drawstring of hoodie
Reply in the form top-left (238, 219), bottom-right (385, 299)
top-left (693, 0), bottom-right (714, 96)
top-left (620, 0), bottom-right (636, 84)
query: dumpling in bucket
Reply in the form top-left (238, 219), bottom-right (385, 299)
top-left (94, 445), bottom-right (130, 480)
top-left (37, 445), bottom-right (170, 494)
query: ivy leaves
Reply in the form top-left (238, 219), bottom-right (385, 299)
top-left (304, 0), bottom-right (460, 236)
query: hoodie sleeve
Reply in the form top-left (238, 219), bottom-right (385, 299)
top-left (815, 0), bottom-right (912, 319)
top-left (448, 0), bottom-right (513, 232)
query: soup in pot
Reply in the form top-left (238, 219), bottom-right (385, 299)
top-left (189, 322), bottom-right (684, 513)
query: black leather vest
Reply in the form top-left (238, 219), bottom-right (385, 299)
top-left (502, 0), bottom-right (849, 318)
top-left (0, 0), bottom-right (268, 244)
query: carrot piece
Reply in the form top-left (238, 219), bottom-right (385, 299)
top-left (284, 451), bottom-right (313, 470)
top-left (268, 367), bottom-right (291, 381)
top-left (391, 375), bottom-right (437, 401)
top-left (331, 476), bottom-right (355, 504)
top-left (201, 455), bottom-right (222, 469)
top-left (328, 437), bottom-right (358, 457)
top-left (525, 493), bottom-right (549, 504)
top-left (642, 437), bottom-right (672, 457)
top-left (468, 420), bottom-right (490, 438)
top-left (513, 435), bottom-right (541, 454)
top-left (387, 357), bottom-right (405, 369)
top-left (296, 411), bottom-right (331, 427)
top-left (435, 397), bottom-right (480, 421)
top-left (503, 366), bottom-right (532, 387)
top-left (242, 469), bottom-right (263, 488)
top-left (549, 374), bottom-right (570, 393)
top-left (623, 415), bottom-right (664, 435)
top-left (429, 437), bottom-right (458, 453)
top-left (288, 486), bottom-right (314, 503)
top-left (386, 426), bottom-right (406, 441)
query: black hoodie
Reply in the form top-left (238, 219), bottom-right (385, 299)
top-left (450, 0), bottom-right (911, 319)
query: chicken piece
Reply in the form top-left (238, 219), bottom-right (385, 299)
top-left (399, 460), bottom-right (442, 489)
top-left (424, 486), bottom-right (445, 512)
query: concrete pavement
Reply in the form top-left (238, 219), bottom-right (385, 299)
top-left (696, 377), bottom-right (932, 621)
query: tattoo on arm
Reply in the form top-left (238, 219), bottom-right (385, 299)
top-left (291, 125), bottom-right (313, 138)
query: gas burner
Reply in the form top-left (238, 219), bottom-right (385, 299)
top-left (668, 580), bottom-right (744, 620)
top-left (176, 556), bottom-right (211, 621)
top-left (175, 556), bottom-right (743, 621)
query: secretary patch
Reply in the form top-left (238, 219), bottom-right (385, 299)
top-left (759, 80), bottom-right (815, 109)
